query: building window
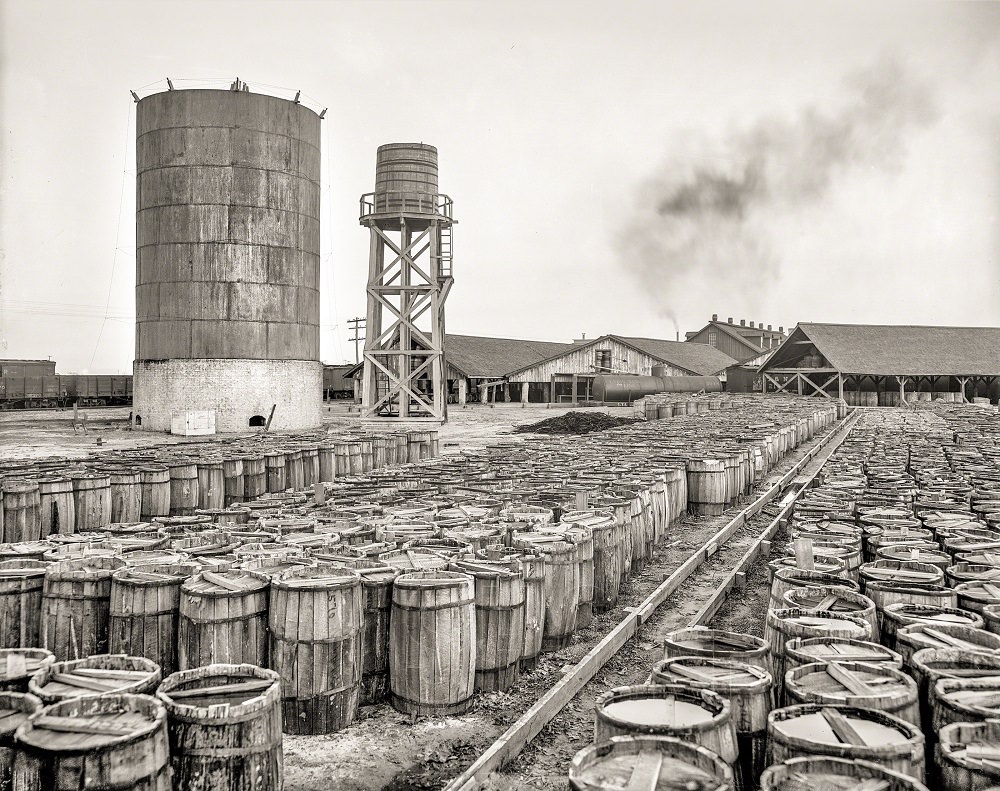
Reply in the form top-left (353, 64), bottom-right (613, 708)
top-left (708, 331), bottom-right (718, 348)
top-left (595, 350), bottom-right (612, 371)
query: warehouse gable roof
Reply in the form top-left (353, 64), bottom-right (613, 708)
top-left (617, 336), bottom-right (738, 375)
top-left (443, 334), bottom-right (575, 378)
top-left (764, 323), bottom-right (1000, 376)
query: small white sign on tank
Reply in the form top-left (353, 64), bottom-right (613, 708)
top-left (170, 410), bottom-right (216, 436)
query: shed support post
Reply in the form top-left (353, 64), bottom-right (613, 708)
top-left (797, 373), bottom-right (803, 396)
top-left (958, 377), bottom-right (968, 403)
top-left (521, 382), bottom-right (529, 405)
top-left (837, 373), bottom-right (844, 401)
top-left (571, 374), bottom-right (579, 406)
top-left (502, 383), bottom-right (510, 403)
top-left (550, 374), bottom-right (556, 404)
top-left (458, 379), bottom-right (467, 406)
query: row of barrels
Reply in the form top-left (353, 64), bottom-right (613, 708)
top-left (0, 428), bottom-right (440, 541)
top-left (569, 404), bottom-right (1000, 791)
top-left (0, 657), bottom-right (281, 791)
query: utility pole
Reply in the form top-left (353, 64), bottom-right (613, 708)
top-left (347, 317), bottom-right (365, 364)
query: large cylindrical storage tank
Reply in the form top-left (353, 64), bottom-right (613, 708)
top-left (593, 374), bottom-right (723, 402)
top-left (133, 88), bottom-right (322, 432)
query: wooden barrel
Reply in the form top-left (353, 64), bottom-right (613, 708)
top-left (784, 660), bottom-right (919, 725)
top-left (760, 756), bottom-right (931, 791)
top-left (1, 480), bottom-right (40, 543)
top-left (28, 654), bottom-right (161, 704)
top-left (783, 637), bottom-right (902, 672)
top-left (0, 691), bottom-right (41, 787)
top-left (110, 564), bottom-right (198, 676)
top-left (877, 545), bottom-right (952, 572)
top-left (42, 557), bottom-right (126, 661)
top-left (909, 647), bottom-right (1000, 730)
top-left (12, 693), bottom-right (170, 791)
top-left (107, 470), bottom-right (142, 524)
top-left (766, 609), bottom-right (871, 699)
top-left (284, 449), bottom-right (305, 491)
top-left (937, 720), bottom-right (1000, 791)
top-left (389, 570), bottom-right (476, 716)
top-left (264, 452), bottom-right (286, 494)
top-left (768, 568), bottom-right (857, 615)
top-left (782, 585), bottom-right (879, 643)
top-left (768, 554), bottom-right (847, 580)
top-left (932, 675), bottom-right (1000, 731)
top-left (513, 535), bottom-right (579, 652)
top-left (453, 562), bottom-right (524, 692)
top-left (651, 658), bottom-right (772, 790)
top-left (594, 684), bottom-right (738, 775)
top-left (896, 623), bottom-right (1000, 668)
top-left (220, 458), bottom-right (244, 508)
top-left (883, 603), bottom-right (985, 654)
top-left (178, 570), bottom-right (269, 669)
top-left (36, 477), bottom-right (75, 537)
top-left (0, 560), bottom-right (46, 649)
top-left (954, 580), bottom-right (1000, 615)
top-left (351, 564), bottom-right (399, 705)
top-left (564, 527), bottom-right (594, 628)
top-left (241, 455), bottom-right (267, 500)
top-left (687, 459), bottom-right (729, 516)
top-left (71, 473), bottom-right (111, 532)
top-left (138, 466), bottom-right (171, 520)
top-left (0, 650), bottom-right (53, 695)
top-left (519, 554), bottom-right (546, 672)
top-left (196, 460), bottom-right (224, 511)
top-left (766, 703), bottom-right (925, 780)
top-left (865, 581), bottom-right (957, 629)
top-left (167, 462), bottom-right (199, 516)
top-left (563, 512), bottom-right (621, 614)
top-left (662, 628), bottom-right (769, 671)
top-left (569, 734), bottom-right (735, 791)
top-left (859, 560), bottom-right (945, 592)
top-left (269, 566), bottom-right (363, 734)
top-left (157, 663), bottom-right (281, 790)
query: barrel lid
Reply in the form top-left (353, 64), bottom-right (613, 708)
top-left (15, 693), bottom-right (164, 752)
top-left (271, 566), bottom-right (360, 589)
top-left (378, 548), bottom-right (450, 571)
top-left (935, 676), bottom-right (1000, 719)
top-left (663, 628), bottom-right (766, 656)
top-left (183, 570), bottom-right (268, 594)
top-left (0, 544), bottom-right (50, 559)
top-left (788, 661), bottom-right (912, 700)
top-left (786, 589), bottom-right (868, 613)
top-left (598, 685), bottom-right (724, 729)
top-left (113, 564), bottom-right (196, 583)
top-left (859, 561), bottom-right (942, 583)
top-left (570, 740), bottom-right (730, 791)
top-left (787, 638), bottom-right (900, 665)
top-left (654, 657), bottom-right (771, 689)
top-left (760, 756), bottom-right (931, 791)
top-left (771, 706), bottom-right (911, 747)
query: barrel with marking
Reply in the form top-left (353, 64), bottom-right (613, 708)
top-left (269, 566), bottom-right (363, 734)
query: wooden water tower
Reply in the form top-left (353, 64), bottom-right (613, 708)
top-left (359, 143), bottom-right (454, 421)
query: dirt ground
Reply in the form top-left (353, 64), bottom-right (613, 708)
top-left (0, 402), bottom-right (636, 461)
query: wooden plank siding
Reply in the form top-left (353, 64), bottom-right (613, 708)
top-left (686, 326), bottom-right (760, 363)
top-left (506, 338), bottom-right (690, 383)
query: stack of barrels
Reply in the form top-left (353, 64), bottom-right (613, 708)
top-left (568, 403), bottom-right (1000, 791)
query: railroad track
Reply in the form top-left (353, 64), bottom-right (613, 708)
top-left (444, 407), bottom-right (861, 791)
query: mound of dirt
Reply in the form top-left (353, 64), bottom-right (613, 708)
top-left (514, 411), bottom-right (640, 435)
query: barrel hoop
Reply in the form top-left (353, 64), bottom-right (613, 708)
top-left (284, 680), bottom-right (359, 698)
top-left (390, 691), bottom-right (472, 709)
top-left (176, 743), bottom-right (280, 758)
top-left (42, 593), bottom-right (111, 601)
top-left (475, 604), bottom-right (525, 613)
top-left (111, 609), bottom-right (175, 617)
top-left (181, 612), bottom-right (267, 624)
top-left (391, 598), bottom-right (475, 612)
top-left (271, 630), bottom-right (362, 645)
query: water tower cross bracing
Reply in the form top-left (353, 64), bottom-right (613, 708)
top-left (359, 143), bottom-right (454, 421)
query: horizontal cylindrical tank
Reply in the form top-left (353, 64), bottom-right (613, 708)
top-left (374, 143), bottom-right (438, 214)
top-left (133, 88), bottom-right (322, 433)
top-left (593, 375), bottom-right (722, 403)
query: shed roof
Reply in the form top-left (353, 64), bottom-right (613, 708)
top-left (764, 323), bottom-right (1000, 376)
top-left (443, 334), bottom-right (574, 378)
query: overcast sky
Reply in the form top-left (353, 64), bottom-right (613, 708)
top-left (1, 0), bottom-right (998, 373)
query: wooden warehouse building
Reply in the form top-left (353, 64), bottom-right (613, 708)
top-left (758, 323), bottom-right (1000, 405)
top-left (346, 333), bottom-right (736, 405)
top-left (685, 314), bottom-right (786, 362)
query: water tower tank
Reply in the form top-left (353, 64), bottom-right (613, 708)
top-left (133, 88), bottom-right (322, 432)
top-left (373, 143), bottom-right (438, 214)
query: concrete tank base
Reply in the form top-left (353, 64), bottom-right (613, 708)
top-left (133, 359), bottom-right (322, 433)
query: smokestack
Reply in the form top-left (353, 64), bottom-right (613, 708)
top-left (740, 319), bottom-right (746, 327)
top-left (767, 324), bottom-right (772, 331)
top-left (728, 317), bottom-right (733, 324)
top-left (779, 326), bottom-right (784, 333)
top-left (711, 313), bottom-right (718, 322)
top-left (749, 321), bottom-right (755, 328)
top-left (676, 331), bottom-right (680, 341)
